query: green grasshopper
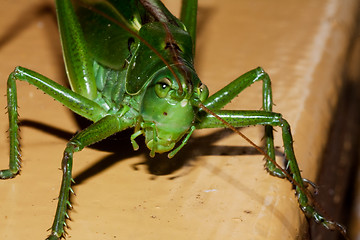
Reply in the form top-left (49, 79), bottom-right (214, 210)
top-left (1, 0), bottom-right (348, 239)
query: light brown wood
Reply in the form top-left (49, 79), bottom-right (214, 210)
top-left (0, 0), bottom-right (358, 239)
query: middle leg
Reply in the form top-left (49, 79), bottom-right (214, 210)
top-left (196, 109), bottom-right (343, 231)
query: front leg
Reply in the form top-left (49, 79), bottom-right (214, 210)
top-left (46, 115), bottom-right (128, 240)
top-left (204, 67), bottom-right (283, 177)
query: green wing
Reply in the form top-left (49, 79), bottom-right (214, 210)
top-left (74, 0), bottom-right (144, 70)
top-left (74, 0), bottom-right (194, 94)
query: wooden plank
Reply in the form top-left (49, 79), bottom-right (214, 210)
top-left (0, 0), bottom-right (358, 239)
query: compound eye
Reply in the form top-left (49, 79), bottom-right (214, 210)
top-left (155, 78), bottom-right (172, 98)
top-left (197, 83), bottom-right (209, 102)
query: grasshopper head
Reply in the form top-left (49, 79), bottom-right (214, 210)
top-left (140, 67), bottom-right (208, 154)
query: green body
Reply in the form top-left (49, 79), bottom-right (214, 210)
top-left (57, 0), bottom-right (205, 156)
top-left (0, 0), bottom-right (347, 239)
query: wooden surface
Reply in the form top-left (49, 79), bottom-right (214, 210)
top-left (0, 0), bottom-right (358, 239)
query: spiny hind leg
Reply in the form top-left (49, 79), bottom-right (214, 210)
top-left (46, 115), bottom-right (124, 240)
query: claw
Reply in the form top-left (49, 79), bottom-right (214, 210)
top-left (312, 211), bottom-right (349, 239)
top-left (302, 178), bottom-right (319, 194)
top-left (324, 221), bottom-right (348, 240)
